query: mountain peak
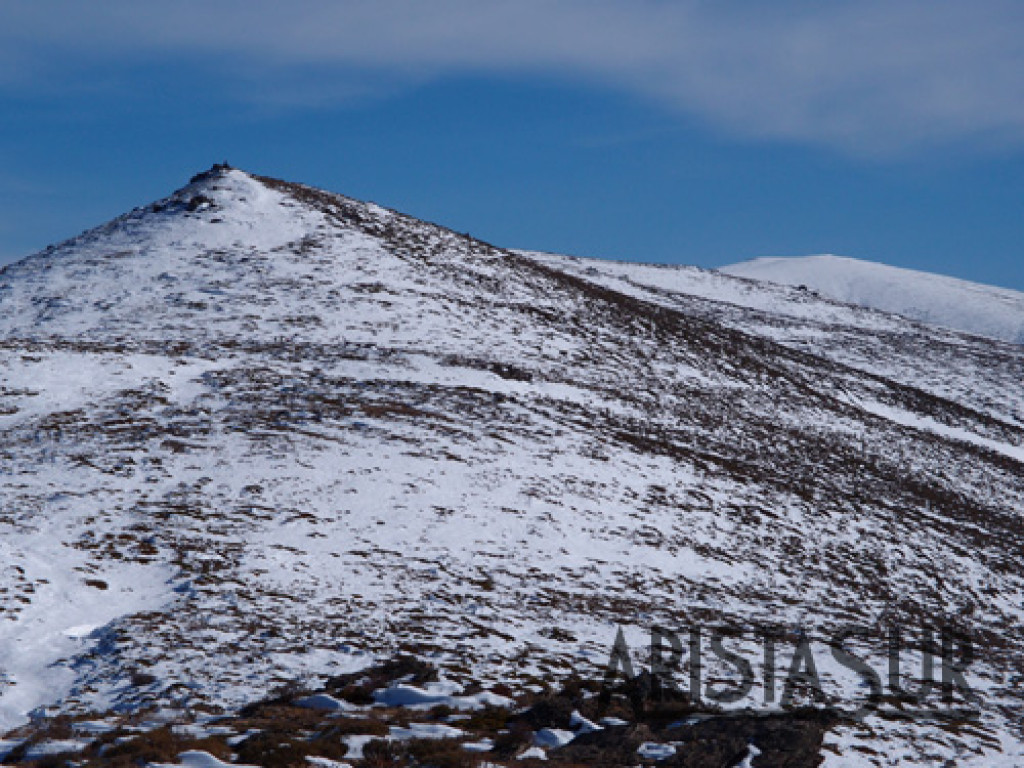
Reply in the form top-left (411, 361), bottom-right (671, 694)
top-left (1, 171), bottom-right (1023, 764)
top-left (187, 161), bottom-right (235, 186)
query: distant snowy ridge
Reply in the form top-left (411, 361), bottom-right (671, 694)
top-left (720, 254), bottom-right (1024, 344)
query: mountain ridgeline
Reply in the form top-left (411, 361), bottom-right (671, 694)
top-left (0, 166), bottom-right (1022, 766)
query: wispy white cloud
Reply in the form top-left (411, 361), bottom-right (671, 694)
top-left (2, 1), bottom-right (1023, 155)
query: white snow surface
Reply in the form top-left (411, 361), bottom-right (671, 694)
top-left (516, 746), bottom-right (547, 760)
top-left (737, 742), bottom-right (762, 768)
top-left (533, 728), bottom-right (575, 749)
top-left (151, 750), bottom-right (258, 768)
top-left (388, 722), bottom-right (465, 741)
top-left (637, 741), bottom-right (677, 760)
top-left (339, 735), bottom-right (376, 761)
top-left (295, 693), bottom-right (356, 712)
top-left (372, 682), bottom-right (512, 710)
top-left (721, 254), bottom-right (1024, 344)
top-left (0, 169), bottom-right (1022, 767)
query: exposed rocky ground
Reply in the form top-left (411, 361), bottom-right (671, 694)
top-left (0, 656), bottom-right (842, 767)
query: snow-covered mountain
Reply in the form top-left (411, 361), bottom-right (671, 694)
top-left (1, 167), bottom-right (1022, 766)
top-left (721, 254), bottom-right (1024, 344)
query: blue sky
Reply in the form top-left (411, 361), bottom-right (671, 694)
top-left (2, 1), bottom-right (1023, 290)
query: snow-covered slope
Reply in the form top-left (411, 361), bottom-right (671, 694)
top-left (1, 169), bottom-right (1023, 766)
top-left (721, 254), bottom-right (1024, 344)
